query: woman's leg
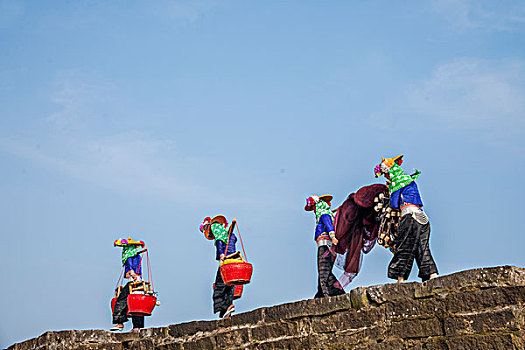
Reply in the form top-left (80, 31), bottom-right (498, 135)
top-left (131, 315), bottom-right (144, 330)
top-left (317, 245), bottom-right (341, 296)
top-left (213, 267), bottom-right (234, 317)
top-left (388, 216), bottom-right (418, 280)
top-left (112, 283), bottom-right (130, 325)
top-left (415, 222), bottom-right (438, 281)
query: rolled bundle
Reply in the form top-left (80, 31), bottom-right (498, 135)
top-left (374, 191), bottom-right (400, 253)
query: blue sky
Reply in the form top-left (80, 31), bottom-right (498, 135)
top-left (1, 0), bottom-right (524, 347)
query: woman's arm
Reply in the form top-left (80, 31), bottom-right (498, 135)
top-left (216, 240), bottom-right (226, 261)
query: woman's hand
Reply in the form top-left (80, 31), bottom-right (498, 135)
top-left (220, 254), bottom-right (225, 262)
top-left (331, 237), bottom-right (339, 246)
top-left (130, 271), bottom-right (138, 281)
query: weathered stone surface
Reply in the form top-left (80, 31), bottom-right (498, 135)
top-left (167, 319), bottom-right (219, 338)
top-left (350, 286), bottom-right (369, 310)
top-left (127, 339), bottom-right (154, 350)
top-left (139, 326), bottom-right (169, 339)
top-left (254, 335), bottom-right (311, 350)
top-left (6, 266), bottom-right (525, 350)
top-left (391, 317), bottom-right (443, 339)
top-left (367, 282), bottom-right (418, 305)
top-left (386, 297), bottom-right (445, 320)
top-left (318, 324), bottom-right (389, 348)
top-left (310, 307), bottom-right (384, 333)
top-left (155, 341), bottom-right (183, 350)
top-left (251, 320), bottom-right (306, 342)
top-left (181, 335), bottom-right (216, 350)
top-left (7, 330), bottom-right (122, 350)
top-left (263, 293), bottom-right (352, 322)
top-left (354, 339), bottom-right (405, 350)
top-left (445, 307), bottom-right (523, 336)
top-left (445, 285), bottom-right (525, 314)
top-left (75, 345), bottom-right (122, 350)
top-left (220, 307), bottom-right (265, 328)
top-left (415, 265), bottom-right (525, 299)
top-left (214, 328), bottom-right (250, 349)
top-left (445, 333), bottom-right (518, 349)
top-left (421, 337), bottom-right (448, 350)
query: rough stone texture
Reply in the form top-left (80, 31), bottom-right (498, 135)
top-left (6, 266), bottom-right (525, 350)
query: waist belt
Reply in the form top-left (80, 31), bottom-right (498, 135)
top-left (401, 205), bottom-right (422, 216)
top-left (316, 239), bottom-right (331, 248)
top-left (401, 205), bottom-right (429, 225)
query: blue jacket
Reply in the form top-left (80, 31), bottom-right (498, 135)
top-left (124, 254), bottom-right (142, 276)
top-left (215, 233), bottom-right (237, 260)
top-left (390, 181), bottom-right (423, 209)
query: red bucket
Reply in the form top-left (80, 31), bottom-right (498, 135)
top-left (233, 285), bottom-right (243, 300)
top-left (220, 262), bottom-right (253, 286)
top-left (111, 297), bottom-right (117, 314)
top-left (127, 294), bottom-right (157, 316)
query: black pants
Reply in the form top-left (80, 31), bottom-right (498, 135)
top-left (388, 214), bottom-right (438, 281)
top-left (315, 245), bottom-right (345, 298)
top-left (112, 282), bottom-right (145, 329)
top-left (213, 267), bottom-right (234, 317)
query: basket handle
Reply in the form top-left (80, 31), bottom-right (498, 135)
top-left (224, 218), bottom-right (249, 262)
top-left (236, 221), bottom-right (248, 262)
top-left (224, 219), bottom-right (236, 260)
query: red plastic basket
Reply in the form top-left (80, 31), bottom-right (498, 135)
top-left (233, 285), bottom-right (243, 300)
top-left (220, 262), bottom-right (253, 286)
top-left (111, 297), bottom-right (117, 314)
top-left (127, 294), bottom-right (157, 316)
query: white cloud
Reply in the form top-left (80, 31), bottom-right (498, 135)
top-left (0, 73), bottom-right (250, 205)
top-left (370, 58), bottom-right (525, 140)
top-left (1, 70), bottom-right (297, 209)
top-left (46, 72), bottom-right (116, 128)
top-left (432, 0), bottom-right (525, 31)
top-left (0, 131), bottom-right (213, 203)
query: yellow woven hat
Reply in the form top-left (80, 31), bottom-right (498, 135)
top-left (114, 237), bottom-right (145, 247)
top-left (381, 154), bottom-right (404, 168)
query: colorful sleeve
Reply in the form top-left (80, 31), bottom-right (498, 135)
top-left (411, 169), bottom-right (421, 180)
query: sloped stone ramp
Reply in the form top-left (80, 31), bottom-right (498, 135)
top-left (7, 266), bottom-right (525, 349)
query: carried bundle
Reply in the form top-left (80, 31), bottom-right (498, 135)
top-left (373, 192), bottom-right (400, 252)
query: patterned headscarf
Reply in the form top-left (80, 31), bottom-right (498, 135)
top-left (121, 245), bottom-right (138, 265)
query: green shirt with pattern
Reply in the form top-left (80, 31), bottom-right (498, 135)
top-left (315, 200), bottom-right (334, 225)
top-left (387, 164), bottom-right (421, 194)
top-left (211, 222), bottom-right (228, 246)
top-left (121, 245), bottom-right (138, 265)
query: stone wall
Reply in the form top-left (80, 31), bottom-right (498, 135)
top-left (7, 266), bottom-right (525, 349)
